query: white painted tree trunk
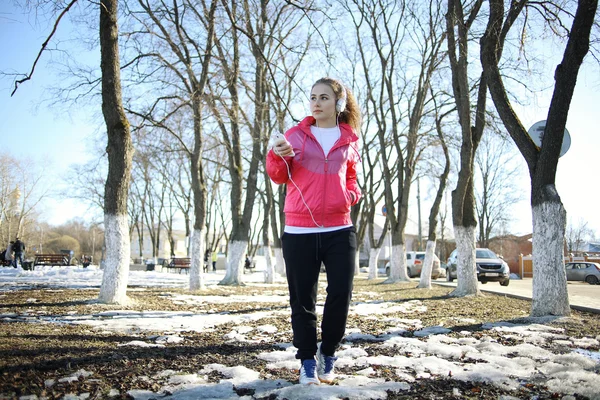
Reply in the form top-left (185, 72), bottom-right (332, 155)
top-left (417, 240), bottom-right (436, 289)
top-left (219, 240), bottom-right (247, 285)
top-left (189, 228), bottom-right (205, 291)
top-left (531, 202), bottom-right (570, 316)
top-left (274, 247), bottom-right (285, 277)
top-left (385, 243), bottom-right (410, 283)
top-left (99, 214), bottom-right (130, 304)
top-left (265, 244), bottom-right (275, 284)
top-left (354, 251), bottom-right (360, 275)
top-left (368, 247), bottom-right (381, 280)
top-left (450, 225), bottom-right (480, 297)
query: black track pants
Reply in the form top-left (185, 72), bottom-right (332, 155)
top-left (281, 227), bottom-right (356, 360)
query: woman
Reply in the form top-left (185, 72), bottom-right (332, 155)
top-left (266, 77), bottom-right (361, 385)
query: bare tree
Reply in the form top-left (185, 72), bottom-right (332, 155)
top-left (0, 154), bottom-right (50, 248)
top-left (565, 219), bottom-right (594, 256)
top-left (67, 158), bottom-right (106, 214)
top-left (207, 0), bottom-right (250, 285)
top-left (346, 0), bottom-right (446, 283)
top-left (265, 47), bottom-right (310, 277)
top-left (481, 0), bottom-right (597, 316)
top-left (351, 103), bottom-right (388, 280)
top-left (445, 0), bottom-right (487, 297)
top-left (123, 0), bottom-right (218, 290)
top-left (417, 103), bottom-right (452, 289)
top-left (212, 0), bottom-right (314, 284)
top-left (474, 133), bottom-right (524, 248)
top-left (98, 0), bottom-right (135, 304)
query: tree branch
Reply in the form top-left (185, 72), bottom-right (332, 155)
top-left (11, 0), bottom-right (79, 96)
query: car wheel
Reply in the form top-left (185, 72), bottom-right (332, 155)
top-left (480, 280), bottom-right (488, 284)
top-left (386, 267), bottom-right (390, 277)
top-left (585, 275), bottom-right (599, 285)
top-left (446, 272), bottom-right (453, 282)
top-left (500, 279), bottom-right (510, 287)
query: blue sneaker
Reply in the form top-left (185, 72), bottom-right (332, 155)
top-left (299, 358), bottom-right (320, 385)
top-left (317, 350), bottom-right (338, 384)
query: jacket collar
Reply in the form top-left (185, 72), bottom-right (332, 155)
top-left (298, 116), bottom-right (359, 144)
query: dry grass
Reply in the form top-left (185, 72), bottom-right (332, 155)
top-left (0, 277), bottom-right (598, 399)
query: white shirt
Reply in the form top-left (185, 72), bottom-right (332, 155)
top-left (310, 125), bottom-right (340, 156)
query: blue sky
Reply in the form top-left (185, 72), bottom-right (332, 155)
top-left (1, 3), bottom-right (599, 237)
top-left (1, 3), bottom-right (99, 225)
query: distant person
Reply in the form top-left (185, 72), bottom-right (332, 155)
top-left (212, 251), bottom-right (218, 272)
top-left (13, 238), bottom-right (25, 268)
top-left (4, 241), bottom-right (14, 267)
top-left (81, 255), bottom-right (92, 268)
top-left (204, 250), bottom-right (210, 273)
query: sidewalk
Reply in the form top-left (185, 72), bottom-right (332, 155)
top-left (435, 278), bottom-right (600, 314)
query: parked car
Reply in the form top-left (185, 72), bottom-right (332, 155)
top-left (565, 262), bottom-right (600, 285)
top-left (438, 263), bottom-right (446, 278)
top-left (379, 251), bottom-right (442, 279)
top-left (446, 248), bottom-right (510, 286)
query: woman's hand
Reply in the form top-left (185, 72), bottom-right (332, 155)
top-left (273, 137), bottom-right (295, 157)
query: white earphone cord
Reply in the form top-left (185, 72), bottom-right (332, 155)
top-left (276, 149), bottom-right (323, 228)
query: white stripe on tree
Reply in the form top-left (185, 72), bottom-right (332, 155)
top-left (385, 243), bottom-right (410, 283)
top-left (450, 225), bottom-right (480, 297)
top-left (99, 214), bottom-right (130, 304)
top-left (417, 240), bottom-right (436, 289)
top-left (189, 228), bottom-right (205, 291)
top-left (264, 244), bottom-right (274, 284)
top-left (368, 247), bottom-right (381, 280)
top-left (531, 202), bottom-right (570, 316)
top-left (219, 240), bottom-right (247, 285)
top-left (274, 247), bottom-right (285, 277)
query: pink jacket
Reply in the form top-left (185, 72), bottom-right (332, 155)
top-left (266, 117), bottom-right (362, 227)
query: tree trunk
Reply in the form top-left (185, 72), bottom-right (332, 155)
top-left (273, 246), bottom-right (285, 277)
top-left (262, 196), bottom-right (275, 284)
top-left (531, 200), bottom-right (569, 316)
top-left (417, 240), bottom-right (436, 289)
top-left (189, 115), bottom-right (207, 291)
top-left (386, 243), bottom-right (410, 282)
top-left (481, 0), bottom-right (596, 316)
top-left (264, 244), bottom-right (275, 284)
top-left (446, 0), bottom-right (486, 297)
top-left (98, 0), bottom-right (134, 305)
top-left (451, 226), bottom-right (479, 296)
top-left (189, 228), bottom-right (205, 291)
top-left (368, 247), bottom-right (382, 280)
top-left (450, 180), bottom-right (480, 296)
top-left (417, 111), bottom-right (450, 289)
top-left (221, 240), bottom-right (247, 285)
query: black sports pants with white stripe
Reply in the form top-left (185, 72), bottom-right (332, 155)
top-left (281, 226), bottom-right (356, 360)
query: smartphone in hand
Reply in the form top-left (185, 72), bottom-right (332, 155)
top-left (273, 133), bottom-right (295, 156)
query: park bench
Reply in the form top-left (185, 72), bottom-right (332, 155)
top-left (166, 257), bottom-right (191, 274)
top-left (34, 254), bottom-right (70, 267)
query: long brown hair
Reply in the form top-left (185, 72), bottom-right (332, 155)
top-left (312, 78), bottom-right (361, 133)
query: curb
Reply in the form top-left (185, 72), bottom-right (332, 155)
top-left (433, 282), bottom-right (600, 315)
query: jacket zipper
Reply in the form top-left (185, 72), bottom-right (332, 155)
top-left (308, 126), bottom-right (351, 227)
top-left (322, 157), bottom-right (328, 226)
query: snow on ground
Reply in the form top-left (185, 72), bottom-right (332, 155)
top-left (1, 265), bottom-right (600, 400)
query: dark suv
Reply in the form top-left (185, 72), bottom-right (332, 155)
top-left (446, 248), bottom-right (510, 286)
